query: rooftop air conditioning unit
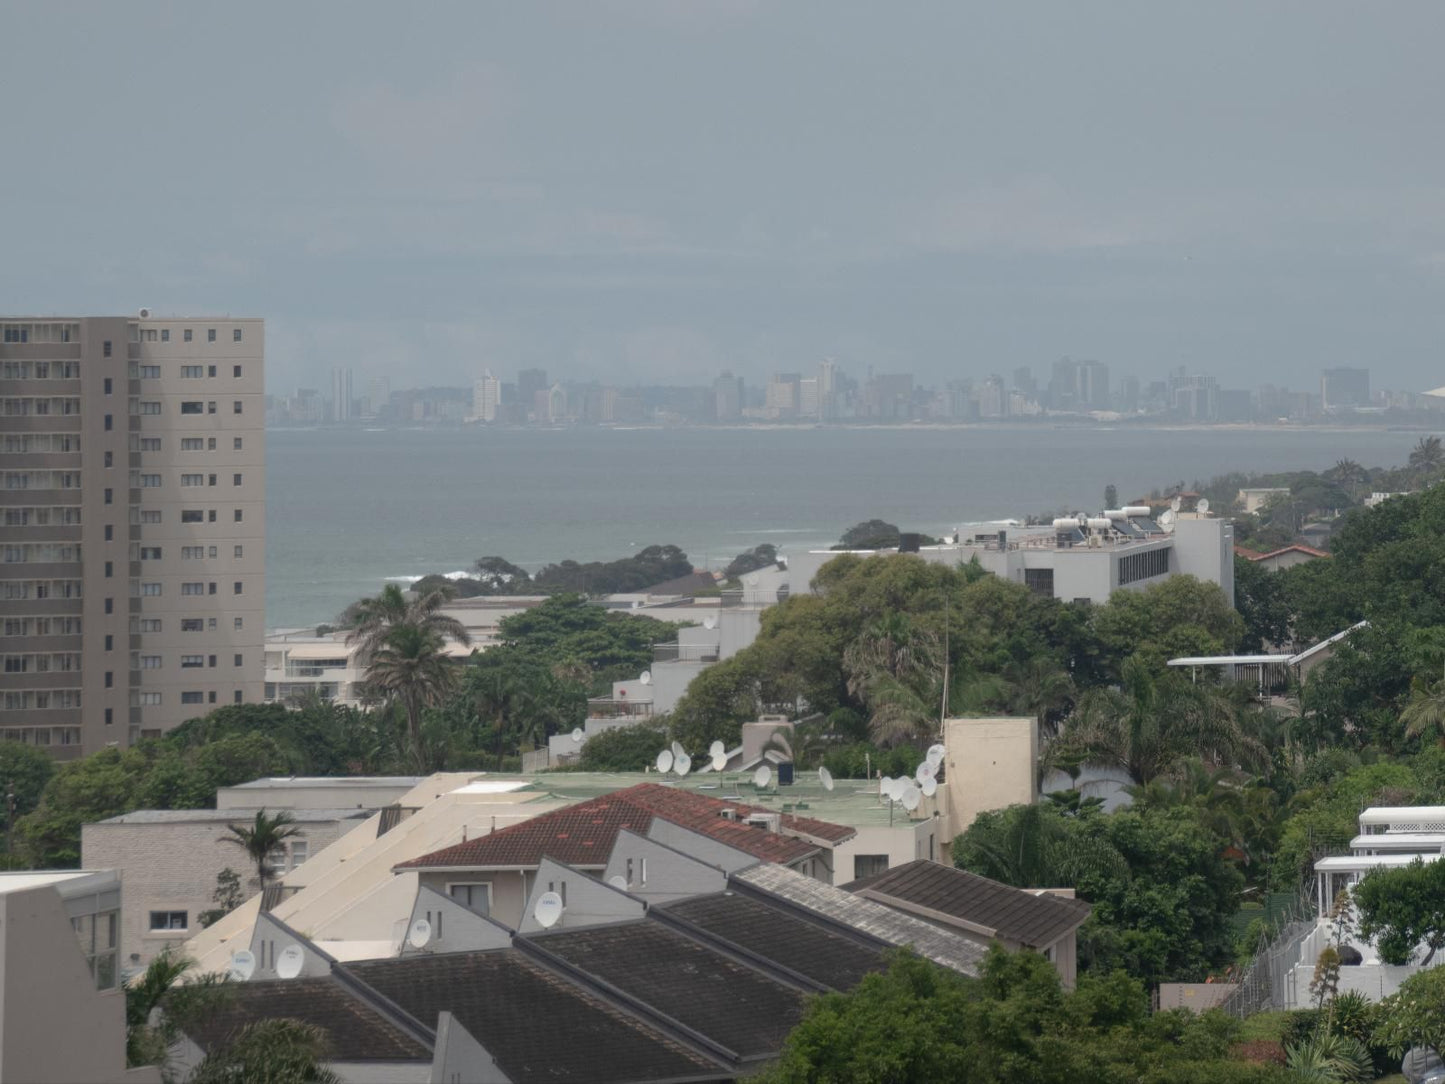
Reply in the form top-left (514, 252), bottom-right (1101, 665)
top-left (719, 808), bottom-right (737, 822)
top-left (746, 813), bottom-right (781, 832)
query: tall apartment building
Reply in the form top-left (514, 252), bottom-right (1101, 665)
top-left (1, 314), bottom-right (264, 758)
top-left (330, 366), bottom-right (354, 422)
top-left (472, 369), bottom-right (500, 422)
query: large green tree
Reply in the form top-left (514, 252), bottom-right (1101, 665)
top-left (219, 809), bottom-right (304, 894)
top-left (365, 624), bottom-right (458, 770)
top-left (1353, 857), bottom-right (1445, 965)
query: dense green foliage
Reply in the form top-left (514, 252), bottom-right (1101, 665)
top-left (724, 542), bottom-right (779, 580)
top-left (761, 949), bottom-right (1294, 1084)
top-left (576, 721), bottom-right (670, 771)
top-left (1353, 858), bottom-right (1445, 966)
top-left (383, 545), bottom-right (698, 601)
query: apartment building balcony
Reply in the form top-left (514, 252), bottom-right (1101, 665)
top-left (586, 698), bottom-right (655, 719)
top-left (652, 642), bottom-right (720, 664)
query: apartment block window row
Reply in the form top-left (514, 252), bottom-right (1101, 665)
top-left (135, 618), bottom-right (162, 633)
top-left (134, 365), bottom-right (160, 379)
top-left (2, 433), bottom-right (81, 454)
top-left (2, 396), bottom-right (81, 417)
top-left (0, 726), bottom-right (83, 748)
top-left (2, 543), bottom-right (81, 563)
top-left (180, 437), bottom-right (205, 451)
top-left (1, 653), bottom-right (82, 674)
top-left (136, 401), bottom-right (161, 415)
top-left (133, 692), bottom-right (161, 707)
top-left (0, 360), bottom-right (81, 380)
top-left (139, 582), bottom-right (162, 597)
top-left (135, 473), bottom-right (161, 488)
top-left (180, 474), bottom-right (205, 487)
top-left (181, 366), bottom-right (205, 378)
top-left (134, 436), bottom-right (162, 452)
top-left (138, 656), bottom-right (162, 670)
top-left (3, 471), bottom-right (81, 491)
top-left (138, 509), bottom-right (161, 524)
top-left (180, 546), bottom-right (208, 560)
top-left (1, 689), bottom-right (82, 711)
top-left (180, 582), bottom-right (207, 596)
top-left (4, 506), bottom-right (81, 526)
top-left (0, 322), bottom-right (80, 344)
top-left (181, 691), bottom-right (206, 705)
top-left (1, 579), bottom-right (81, 600)
top-left (138, 547), bottom-right (162, 561)
top-left (2, 616), bottom-right (82, 637)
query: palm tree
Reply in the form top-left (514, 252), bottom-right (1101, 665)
top-left (191, 1019), bottom-right (340, 1084)
top-left (843, 614), bottom-right (946, 747)
top-left (953, 802), bottom-right (1125, 889)
top-left (1401, 673), bottom-right (1445, 746)
top-left (126, 948), bottom-right (194, 1068)
top-left (347, 583), bottom-right (471, 661)
top-left (1004, 658), bottom-right (1076, 739)
top-left (365, 624), bottom-right (457, 770)
top-left (1409, 435), bottom-right (1443, 475)
top-left (219, 809), bottom-right (304, 895)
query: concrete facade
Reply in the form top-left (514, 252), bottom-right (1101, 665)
top-left (82, 808), bottom-right (364, 971)
top-left (938, 717), bottom-right (1038, 842)
top-left (0, 315), bottom-right (264, 757)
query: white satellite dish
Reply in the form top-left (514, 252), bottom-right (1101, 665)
top-left (879, 775), bottom-right (893, 798)
top-left (570, 727), bottom-right (585, 744)
top-left (926, 743), bottom-right (946, 767)
top-left (753, 765), bottom-right (772, 789)
top-left (674, 752), bottom-right (692, 776)
top-left (1197, 497), bottom-right (1210, 514)
top-left (901, 785), bottom-right (922, 812)
top-left (818, 766), bottom-right (834, 792)
top-left (275, 943), bottom-right (305, 980)
top-left (533, 891), bottom-right (564, 929)
top-left (1170, 495), bottom-right (1183, 513)
top-left (709, 740), bottom-right (725, 758)
top-left (671, 740), bottom-right (685, 759)
top-left (921, 775), bottom-right (938, 798)
top-left (704, 617), bottom-right (717, 630)
top-left (407, 917), bottom-right (433, 949)
top-left (655, 749), bottom-right (674, 773)
top-left (889, 778), bottom-right (910, 802)
top-left (631, 600), bottom-right (642, 609)
top-left (228, 950), bottom-right (256, 981)
top-left (711, 752), bottom-right (727, 772)
top-left (607, 875), bottom-right (628, 891)
top-left (1158, 509), bottom-right (1175, 531)
top-left (914, 761), bottom-right (935, 784)
top-left (639, 670), bottom-right (652, 685)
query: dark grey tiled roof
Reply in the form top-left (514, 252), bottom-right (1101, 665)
top-left (844, 859), bottom-right (1090, 948)
top-left (347, 950), bottom-right (725, 1083)
top-left (733, 863), bottom-right (986, 976)
top-left (181, 976), bottom-right (430, 1062)
top-left (524, 920), bottom-right (806, 1063)
top-left (657, 891), bottom-right (884, 991)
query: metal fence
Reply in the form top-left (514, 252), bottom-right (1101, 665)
top-left (1218, 887), bottom-right (1318, 1018)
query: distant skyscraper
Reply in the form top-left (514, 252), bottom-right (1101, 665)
top-left (330, 366), bottom-right (354, 422)
top-left (1048, 358), bottom-right (1078, 410)
top-left (798, 378), bottom-right (819, 419)
top-left (517, 368), bottom-right (548, 414)
top-left (1075, 360), bottom-right (1110, 409)
top-left (1321, 367), bottom-right (1370, 411)
top-left (473, 369), bottom-right (501, 422)
top-left (765, 373), bottom-right (801, 419)
top-left (713, 371), bottom-right (743, 421)
top-left (817, 359), bottom-right (838, 420)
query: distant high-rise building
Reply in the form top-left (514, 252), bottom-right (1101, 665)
top-left (765, 373), bottom-right (801, 419)
top-left (865, 373), bottom-right (914, 421)
top-left (517, 368), bottom-right (548, 415)
top-left (1075, 360), bottom-right (1109, 409)
top-left (1321, 367), bottom-right (1370, 411)
top-left (1012, 366), bottom-right (1036, 398)
top-left (817, 359), bottom-right (838, 420)
top-left (364, 376), bottom-right (390, 419)
top-left (473, 369), bottom-right (501, 422)
top-left (0, 314), bottom-right (265, 755)
top-left (1047, 358), bottom-right (1078, 410)
top-left (713, 371), bottom-right (743, 421)
top-left (798, 378), bottom-right (820, 419)
top-left (977, 375), bottom-right (1008, 418)
top-left (330, 366), bottom-right (354, 422)
top-left (1169, 372), bottom-right (1219, 420)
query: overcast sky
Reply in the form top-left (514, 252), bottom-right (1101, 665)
top-left (4, 2), bottom-right (1443, 393)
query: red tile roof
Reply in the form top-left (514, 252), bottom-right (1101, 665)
top-left (1238, 543), bottom-right (1329, 561)
top-left (398, 783), bottom-right (854, 871)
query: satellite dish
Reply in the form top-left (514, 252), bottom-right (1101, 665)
top-left (1197, 497), bottom-right (1210, 514)
top-left (926, 743), bottom-right (946, 766)
top-left (879, 775), bottom-right (893, 798)
top-left (889, 778), bottom-right (909, 802)
top-left (703, 617), bottom-right (717, 630)
top-left (709, 740), bottom-right (725, 758)
top-left (674, 752), bottom-right (692, 776)
top-left (921, 775), bottom-right (938, 798)
top-left (407, 917), bottom-right (433, 949)
top-left (914, 761), bottom-right (935, 784)
top-left (671, 740), bottom-right (685, 758)
top-left (818, 766), bottom-right (834, 791)
top-left (607, 874), bottom-right (628, 891)
top-left (753, 765), bottom-right (772, 789)
top-left (1158, 509), bottom-right (1175, 529)
top-left (275, 943), bottom-right (305, 980)
top-left (655, 749), bottom-right (674, 773)
top-left (711, 753), bottom-right (727, 772)
top-left (228, 950), bottom-right (256, 981)
top-left (1170, 495), bottom-right (1183, 512)
top-left (533, 891), bottom-right (564, 929)
top-left (570, 727), bottom-right (585, 744)
top-left (631, 600), bottom-right (642, 609)
top-left (901, 785), bottom-right (922, 811)
top-left (639, 671), bottom-right (652, 685)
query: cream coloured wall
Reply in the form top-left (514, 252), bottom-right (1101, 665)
top-left (938, 717), bottom-right (1037, 843)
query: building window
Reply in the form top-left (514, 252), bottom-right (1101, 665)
top-left (184, 329), bottom-right (193, 342)
top-left (161, 329), bottom-right (169, 342)
top-left (140, 546), bottom-right (161, 560)
top-left (448, 883), bottom-right (491, 914)
top-left (181, 583), bottom-right (205, 596)
top-left (104, 561), bottom-right (113, 578)
top-left (234, 654), bottom-right (243, 667)
top-left (234, 365), bottom-right (242, 377)
top-left (209, 510), bottom-right (217, 522)
top-left (181, 365), bottom-right (204, 379)
top-left (104, 413), bottom-right (112, 431)
top-left (181, 437), bottom-right (204, 451)
top-left (233, 473), bottom-right (242, 486)
top-left (288, 841), bottom-right (308, 868)
top-left (181, 474), bottom-right (204, 487)
top-left (103, 340), bottom-right (112, 357)
top-left (105, 634), bottom-right (112, 651)
top-left (181, 618), bottom-right (203, 632)
top-left (105, 707), bottom-right (113, 725)
top-left (103, 377), bottom-right (112, 395)
top-left (104, 488), bottom-right (112, 505)
top-left (105, 598), bottom-right (113, 614)
top-left (104, 525), bottom-right (113, 541)
top-left (73, 910), bottom-right (119, 990)
top-left (181, 691), bottom-right (204, 705)
top-left (233, 437), bottom-right (243, 450)
top-left (148, 911), bottom-right (188, 931)
top-left (208, 365), bottom-right (216, 378)
top-left (233, 400), bottom-right (242, 414)
top-left (1118, 548), bottom-right (1170, 586)
top-left (234, 690), bottom-right (243, 704)
top-left (1024, 568), bottom-right (1055, 598)
top-left (180, 401), bottom-right (203, 415)
top-left (234, 618), bottom-right (243, 630)
top-left (208, 691), bottom-right (217, 704)
top-left (207, 401), bottom-right (216, 414)
top-left (208, 582), bottom-right (217, 595)
top-left (181, 509), bottom-right (204, 523)
top-left (104, 671), bottom-right (113, 688)
top-left (233, 581), bottom-right (243, 595)
top-left (181, 655), bottom-right (204, 668)
top-left (207, 328), bottom-right (216, 343)
top-left (141, 582), bottom-right (162, 596)
top-left (234, 509), bottom-right (243, 522)
top-left (208, 474), bottom-right (217, 486)
top-left (853, 855), bottom-right (890, 879)
top-left (140, 655), bottom-right (162, 669)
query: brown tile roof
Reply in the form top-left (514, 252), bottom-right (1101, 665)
top-left (1251, 543), bottom-right (1329, 560)
top-left (844, 859), bottom-right (1090, 949)
top-left (348, 950), bottom-right (726, 1083)
top-left (181, 976), bottom-right (430, 1062)
top-left (397, 782), bottom-right (852, 870)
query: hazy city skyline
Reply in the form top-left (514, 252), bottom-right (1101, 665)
top-left (5, 2), bottom-right (1445, 393)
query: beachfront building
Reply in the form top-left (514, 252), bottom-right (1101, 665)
top-left (0, 314), bottom-right (264, 756)
top-left (786, 507), bottom-right (1234, 606)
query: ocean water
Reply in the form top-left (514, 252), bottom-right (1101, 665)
top-left (265, 425), bottom-right (1428, 629)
